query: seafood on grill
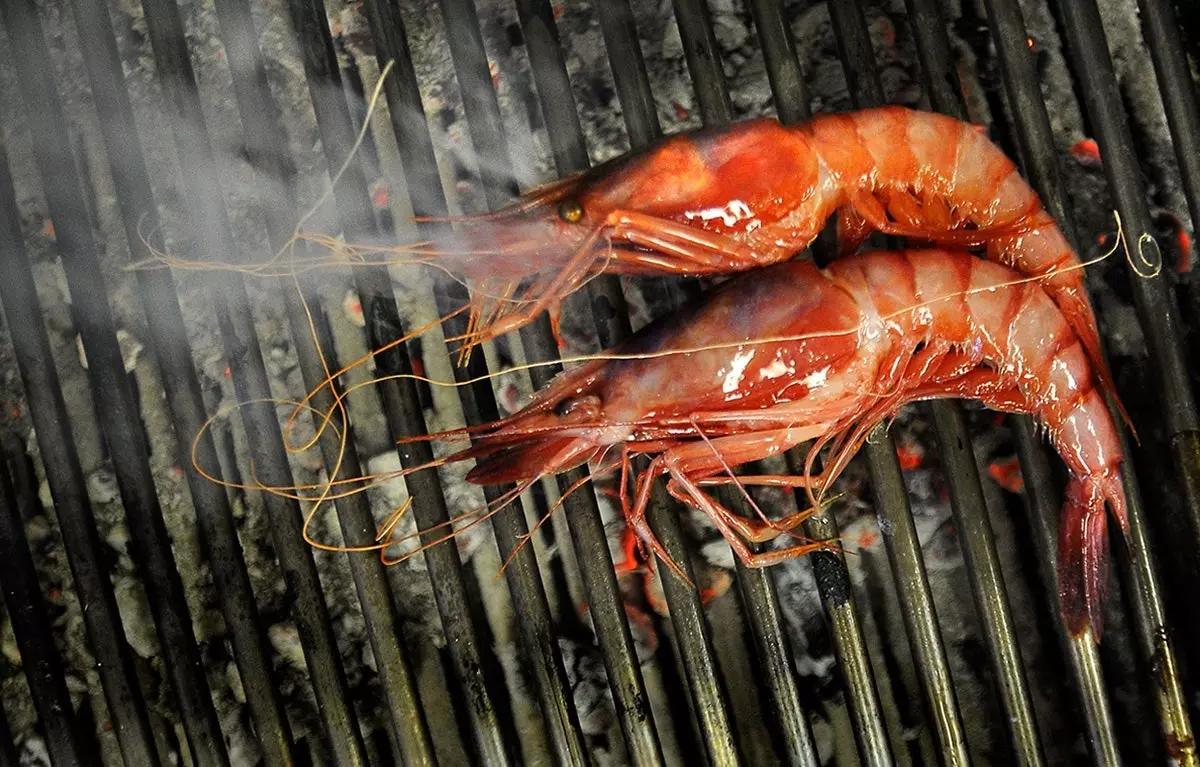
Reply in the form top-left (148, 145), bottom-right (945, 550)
top-left (420, 248), bottom-right (1127, 640)
top-left (316, 106), bottom-right (1125, 430)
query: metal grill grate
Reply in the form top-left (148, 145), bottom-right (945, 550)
top-left (0, 0), bottom-right (1197, 765)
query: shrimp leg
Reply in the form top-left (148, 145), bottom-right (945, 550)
top-left (664, 478), bottom-right (815, 545)
top-left (456, 234), bottom-right (604, 354)
top-left (458, 210), bottom-right (773, 352)
top-left (799, 336), bottom-right (952, 505)
top-left (846, 189), bottom-right (1045, 247)
top-left (625, 424), bottom-right (833, 575)
top-left (911, 367), bottom-right (1032, 411)
top-left (665, 462), bottom-right (830, 567)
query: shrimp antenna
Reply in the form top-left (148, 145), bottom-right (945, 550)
top-left (377, 482), bottom-right (531, 566)
top-left (1104, 209), bottom-right (1162, 280)
top-left (280, 302), bottom-right (469, 453)
top-left (290, 60), bottom-right (395, 246)
top-left (411, 172), bottom-right (585, 224)
top-left (496, 458), bottom-right (621, 577)
top-left (128, 61), bottom-right (398, 277)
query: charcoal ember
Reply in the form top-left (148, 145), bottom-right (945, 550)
top-left (19, 738), bottom-right (50, 767)
top-left (0, 617), bottom-right (19, 667)
top-left (86, 468), bottom-right (120, 505)
top-left (773, 557), bottom-right (838, 689)
top-left (558, 635), bottom-right (615, 737)
top-left (113, 577), bottom-right (159, 660)
top-left (75, 329), bottom-right (143, 372)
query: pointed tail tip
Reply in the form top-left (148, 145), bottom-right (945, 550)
top-left (1063, 613), bottom-right (1103, 644)
top-left (1058, 479), bottom-right (1112, 643)
top-left (1059, 561), bottom-right (1107, 642)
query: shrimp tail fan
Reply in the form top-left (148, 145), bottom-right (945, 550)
top-left (1057, 473), bottom-right (1127, 640)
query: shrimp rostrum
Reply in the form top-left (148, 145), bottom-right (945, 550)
top-left (354, 106), bottom-right (1124, 432)
top-left (432, 248), bottom-right (1127, 640)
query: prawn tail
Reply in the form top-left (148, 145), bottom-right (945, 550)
top-left (1057, 473), bottom-right (1126, 641)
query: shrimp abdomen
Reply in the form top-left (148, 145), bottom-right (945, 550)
top-left (1003, 278), bottom-right (1128, 639)
top-left (813, 106), bottom-right (1129, 434)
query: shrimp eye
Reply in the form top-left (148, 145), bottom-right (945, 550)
top-left (554, 394), bottom-right (600, 420)
top-left (557, 199), bottom-right (584, 224)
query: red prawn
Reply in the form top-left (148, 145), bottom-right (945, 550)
top-left (335, 106), bottom-right (1125, 434)
top-left (417, 248), bottom-right (1127, 640)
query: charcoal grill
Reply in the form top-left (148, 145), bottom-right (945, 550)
top-left (0, 0), bottom-right (1197, 764)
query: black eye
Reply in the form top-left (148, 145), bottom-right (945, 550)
top-left (554, 394), bottom-right (599, 419)
top-left (554, 397), bottom-right (581, 417)
top-left (557, 199), bottom-right (584, 223)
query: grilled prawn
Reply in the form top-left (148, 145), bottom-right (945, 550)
top-left (360, 106), bottom-right (1123, 427)
top-left (440, 248), bottom-right (1128, 640)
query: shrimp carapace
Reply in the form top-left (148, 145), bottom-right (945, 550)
top-left (436, 249), bottom-right (1127, 641)
top-left (360, 106), bottom-right (1124, 431)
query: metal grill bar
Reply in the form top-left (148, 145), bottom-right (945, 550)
top-left (512, 0), bottom-right (590, 174)
top-left (594, 1), bottom-right (660, 150)
top-left (984, 0), bottom-right (1197, 758)
top-left (315, 0), bottom-right (526, 761)
top-left (745, 0), bottom-right (807, 126)
top-left (64, 1), bottom-right (298, 762)
top-left (412, 0), bottom-right (598, 759)
top-left (1133, 0), bottom-right (1200, 647)
top-left (666, 7), bottom-right (822, 762)
top-left (278, 231), bottom-right (439, 767)
top-left (1136, 0), bottom-right (1200, 273)
top-left (76, 0), bottom-right (378, 759)
top-left (1046, 0), bottom-right (1200, 737)
top-left (903, 0), bottom-right (1118, 758)
top-left (730, 549), bottom-right (821, 767)
top-left (647, 482), bottom-right (743, 766)
top-left (975, 1), bottom-right (1123, 761)
top-left (1054, 0), bottom-right (1200, 500)
top-left (825, 25), bottom-right (969, 756)
top-left (588, 3), bottom-right (756, 763)
top-left (864, 440), bottom-right (970, 766)
top-left (508, 2), bottom-right (697, 762)
top-left (1015, 420), bottom-right (1121, 765)
top-left (0, 700), bottom-right (15, 767)
top-left (0, 2), bottom-right (232, 762)
top-left (929, 405), bottom-right (1044, 762)
top-left (833, 2), bottom-right (1079, 762)
top-left (734, 21), bottom-right (902, 754)
top-left (877, 2), bottom-right (1053, 761)
top-left (518, 334), bottom-right (669, 766)
top-left (0, 456), bottom-right (89, 766)
top-left (0, 112), bottom-right (160, 767)
top-left (735, 17), bottom-right (894, 763)
top-left (263, 1), bottom-right (445, 760)
top-left (509, 1), bottom-right (633, 354)
top-left (671, 0), bottom-right (733, 124)
top-left (810, 5), bottom-right (980, 724)
top-left (1, 437), bottom-right (38, 524)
